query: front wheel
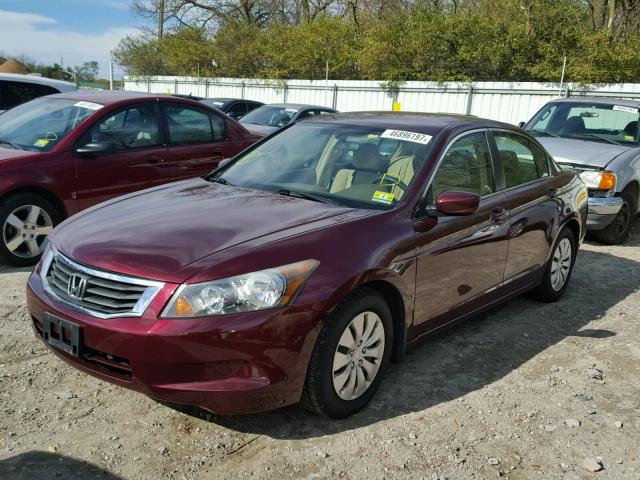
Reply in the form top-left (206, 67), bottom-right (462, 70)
top-left (302, 288), bottom-right (393, 418)
top-left (530, 227), bottom-right (577, 303)
top-left (591, 193), bottom-right (636, 245)
top-left (0, 194), bottom-right (59, 267)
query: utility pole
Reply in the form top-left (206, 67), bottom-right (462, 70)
top-left (157, 0), bottom-right (165, 40)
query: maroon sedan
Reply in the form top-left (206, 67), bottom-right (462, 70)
top-left (0, 91), bottom-right (261, 266)
top-left (27, 113), bottom-right (587, 418)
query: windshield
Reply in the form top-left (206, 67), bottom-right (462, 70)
top-left (240, 106), bottom-right (298, 127)
top-left (213, 122), bottom-right (433, 210)
top-left (0, 98), bottom-right (99, 152)
top-left (528, 102), bottom-right (639, 146)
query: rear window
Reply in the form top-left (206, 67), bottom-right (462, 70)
top-left (0, 80), bottom-right (58, 111)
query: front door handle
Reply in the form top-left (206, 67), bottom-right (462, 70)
top-left (145, 155), bottom-right (163, 164)
top-left (490, 207), bottom-right (509, 223)
top-left (213, 147), bottom-right (222, 155)
top-left (547, 187), bottom-right (558, 197)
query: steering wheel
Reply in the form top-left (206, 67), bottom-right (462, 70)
top-left (371, 175), bottom-right (409, 193)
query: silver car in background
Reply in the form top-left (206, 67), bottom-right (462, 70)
top-left (524, 98), bottom-right (639, 244)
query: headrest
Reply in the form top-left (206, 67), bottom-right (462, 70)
top-left (499, 150), bottom-right (519, 169)
top-left (353, 143), bottom-right (385, 171)
top-left (561, 116), bottom-right (586, 135)
top-left (624, 121), bottom-right (638, 138)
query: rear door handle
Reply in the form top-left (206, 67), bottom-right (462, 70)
top-left (213, 147), bottom-right (222, 155)
top-left (490, 207), bottom-right (509, 223)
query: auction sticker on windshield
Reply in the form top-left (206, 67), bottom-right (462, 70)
top-left (381, 129), bottom-right (432, 145)
top-left (613, 105), bottom-right (639, 114)
top-left (74, 101), bottom-right (103, 111)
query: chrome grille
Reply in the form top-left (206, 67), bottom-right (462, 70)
top-left (42, 247), bottom-right (164, 319)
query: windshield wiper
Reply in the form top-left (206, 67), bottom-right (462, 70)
top-left (209, 176), bottom-right (233, 186)
top-left (276, 188), bottom-right (337, 205)
top-left (0, 139), bottom-right (22, 150)
top-left (570, 134), bottom-right (622, 146)
top-left (530, 130), bottom-right (559, 138)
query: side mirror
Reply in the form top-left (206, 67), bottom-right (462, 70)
top-left (218, 158), bottom-right (232, 168)
top-left (435, 191), bottom-right (480, 215)
top-left (75, 142), bottom-right (116, 156)
top-left (518, 121), bottom-right (526, 128)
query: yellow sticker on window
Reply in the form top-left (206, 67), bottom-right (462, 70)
top-left (34, 139), bottom-right (49, 147)
top-left (372, 191), bottom-right (395, 204)
top-left (624, 135), bottom-right (635, 141)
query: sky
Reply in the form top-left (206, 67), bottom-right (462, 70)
top-left (0, 0), bottom-right (142, 79)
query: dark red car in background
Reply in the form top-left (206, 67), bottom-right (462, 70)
top-left (27, 113), bottom-right (587, 418)
top-left (0, 91), bottom-right (261, 266)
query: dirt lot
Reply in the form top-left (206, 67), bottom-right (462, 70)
top-left (1, 219), bottom-right (639, 480)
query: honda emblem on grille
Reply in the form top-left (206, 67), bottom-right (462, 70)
top-left (67, 274), bottom-right (88, 299)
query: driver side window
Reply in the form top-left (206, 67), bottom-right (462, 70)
top-left (431, 132), bottom-right (495, 199)
top-left (79, 104), bottom-right (160, 151)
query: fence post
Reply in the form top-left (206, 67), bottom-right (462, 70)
top-left (174, 78), bottom-right (178, 94)
top-left (283, 83), bottom-right (288, 103)
top-left (241, 81), bottom-right (246, 99)
top-left (147, 78), bottom-right (151, 93)
top-left (332, 84), bottom-right (338, 110)
top-left (205, 79), bottom-right (209, 98)
top-left (465, 83), bottom-right (474, 115)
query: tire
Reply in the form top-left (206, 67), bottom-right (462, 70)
top-left (0, 193), bottom-right (60, 267)
top-left (302, 287), bottom-right (393, 419)
top-left (591, 193), bottom-right (636, 245)
top-left (530, 227), bottom-right (577, 303)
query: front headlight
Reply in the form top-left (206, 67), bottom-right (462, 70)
top-left (162, 259), bottom-right (319, 318)
top-left (579, 170), bottom-right (616, 190)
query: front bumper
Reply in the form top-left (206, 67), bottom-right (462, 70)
top-left (27, 271), bottom-right (323, 415)
top-left (587, 196), bottom-right (623, 230)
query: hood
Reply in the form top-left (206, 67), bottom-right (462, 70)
top-left (52, 178), bottom-right (355, 283)
top-left (536, 137), bottom-right (631, 169)
top-left (0, 146), bottom-right (37, 162)
top-left (241, 123), bottom-right (279, 136)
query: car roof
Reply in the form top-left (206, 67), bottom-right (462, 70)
top-left (547, 97), bottom-right (640, 108)
top-left (265, 103), bottom-right (336, 111)
top-left (0, 73), bottom-right (76, 92)
top-left (303, 111), bottom-right (515, 135)
top-left (45, 90), bottom-right (202, 106)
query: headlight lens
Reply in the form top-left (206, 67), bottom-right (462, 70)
top-left (162, 259), bottom-right (319, 318)
top-left (579, 170), bottom-right (616, 190)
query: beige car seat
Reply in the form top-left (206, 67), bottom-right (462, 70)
top-left (330, 144), bottom-right (387, 192)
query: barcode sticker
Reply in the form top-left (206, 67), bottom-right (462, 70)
top-left (380, 129), bottom-right (432, 145)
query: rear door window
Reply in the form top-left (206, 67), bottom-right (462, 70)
top-left (165, 104), bottom-right (214, 143)
top-left (492, 132), bottom-right (545, 188)
top-left (226, 102), bottom-right (247, 119)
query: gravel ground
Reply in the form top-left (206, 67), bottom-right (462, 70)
top-left (1, 218), bottom-right (639, 480)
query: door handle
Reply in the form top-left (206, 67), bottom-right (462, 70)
top-left (213, 147), bottom-right (222, 155)
top-left (547, 187), bottom-right (558, 197)
top-left (145, 155), bottom-right (163, 164)
top-left (490, 207), bottom-right (509, 223)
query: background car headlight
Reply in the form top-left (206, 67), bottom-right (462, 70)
top-left (162, 259), bottom-right (319, 318)
top-left (579, 170), bottom-right (616, 190)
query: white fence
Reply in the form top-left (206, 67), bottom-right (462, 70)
top-left (124, 76), bottom-right (640, 125)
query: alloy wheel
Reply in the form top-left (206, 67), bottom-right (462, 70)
top-left (332, 311), bottom-right (385, 401)
top-left (550, 237), bottom-right (572, 291)
top-left (2, 205), bottom-right (53, 259)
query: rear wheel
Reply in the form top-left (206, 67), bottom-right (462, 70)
top-left (531, 227), bottom-right (576, 303)
top-left (302, 288), bottom-right (393, 418)
top-left (0, 194), bottom-right (59, 267)
top-left (591, 192), bottom-right (636, 245)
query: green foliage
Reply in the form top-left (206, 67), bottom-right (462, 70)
top-left (115, 0), bottom-right (640, 83)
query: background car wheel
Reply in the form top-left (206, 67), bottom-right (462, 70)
top-left (530, 227), bottom-right (577, 303)
top-left (302, 287), bottom-right (393, 419)
top-left (591, 192), bottom-right (636, 245)
top-left (0, 193), bottom-right (59, 267)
